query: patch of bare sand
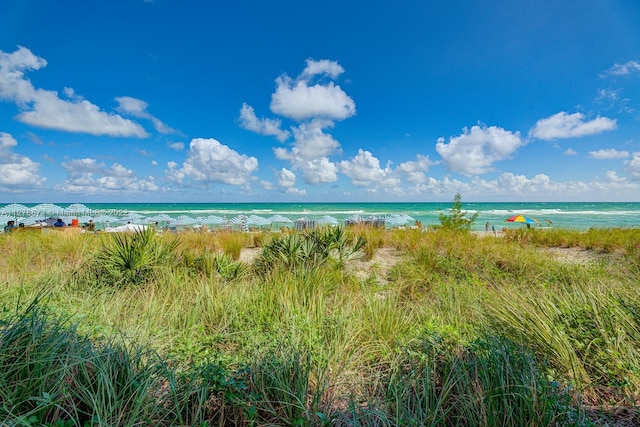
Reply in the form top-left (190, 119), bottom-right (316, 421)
top-left (538, 247), bottom-right (621, 265)
top-left (237, 246), bottom-right (405, 283)
top-left (345, 247), bottom-right (404, 284)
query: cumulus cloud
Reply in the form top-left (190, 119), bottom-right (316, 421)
top-left (588, 148), bottom-right (629, 160)
top-left (530, 112), bottom-right (617, 140)
top-left (239, 103), bottom-right (290, 142)
top-left (166, 138), bottom-right (258, 186)
top-left (0, 47), bottom-right (149, 137)
top-left (603, 60), bottom-right (640, 77)
top-left (436, 125), bottom-right (524, 175)
top-left (270, 59), bottom-right (355, 121)
top-left (169, 142), bottom-right (185, 151)
top-left (276, 167), bottom-right (306, 194)
top-left (564, 148), bottom-right (578, 156)
top-left (301, 58), bottom-right (345, 79)
top-left (625, 152), bottom-right (640, 180)
top-left (605, 170), bottom-right (625, 182)
top-left (338, 149), bottom-right (399, 187)
top-left (116, 96), bottom-right (177, 134)
top-left (278, 167), bottom-right (296, 188)
top-left (0, 132), bottom-right (45, 189)
top-left (60, 157), bottom-right (157, 193)
top-left (397, 154), bottom-right (437, 184)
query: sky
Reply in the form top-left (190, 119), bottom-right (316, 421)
top-left (1, 1), bottom-right (640, 203)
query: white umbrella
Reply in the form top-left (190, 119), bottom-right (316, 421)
top-left (268, 214), bottom-right (292, 224)
top-left (120, 212), bottom-right (146, 223)
top-left (247, 215), bottom-right (271, 227)
top-left (65, 203), bottom-right (91, 216)
top-left (316, 215), bottom-right (339, 226)
top-left (202, 215), bottom-right (226, 225)
top-left (32, 203), bottom-right (65, 218)
top-left (171, 215), bottom-right (196, 226)
top-left (147, 213), bottom-right (173, 223)
top-left (1, 204), bottom-right (29, 218)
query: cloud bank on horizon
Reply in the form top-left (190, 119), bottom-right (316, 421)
top-left (1, 1), bottom-right (639, 202)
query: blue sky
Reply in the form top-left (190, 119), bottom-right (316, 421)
top-left (1, 0), bottom-right (640, 203)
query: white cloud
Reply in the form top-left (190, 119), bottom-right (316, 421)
top-left (625, 152), bottom-right (640, 180)
top-left (301, 58), bottom-right (345, 79)
top-left (116, 96), bottom-right (177, 134)
top-left (530, 112), bottom-right (617, 140)
top-left (0, 132), bottom-right (45, 189)
top-left (273, 120), bottom-right (343, 184)
top-left (588, 148), bottom-right (629, 160)
top-left (0, 47), bottom-right (149, 137)
top-left (239, 103), bottom-right (290, 142)
top-left (338, 149), bottom-right (399, 187)
top-left (169, 142), bottom-right (185, 151)
top-left (605, 170), bottom-right (625, 182)
top-left (60, 157), bottom-right (157, 193)
top-left (436, 125), bottom-right (524, 175)
top-left (290, 120), bottom-right (342, 159)
top-left (270, 59), bottom-right (355, 121)
top-left (564, 148), bottom-right (578, 156)
top-left (603, 60), bottom-right (640, 77)
top-left (166, 138), bottom-right (258, 186)
top-left (397, 154), bottom-right (437, 184)
top-left (278, 167), bottom-right (296, 187)
top-left (276, 167), bottom-right (306, 194)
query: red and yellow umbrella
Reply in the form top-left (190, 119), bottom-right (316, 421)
top-left (505, 214), bottom-right (539, 224)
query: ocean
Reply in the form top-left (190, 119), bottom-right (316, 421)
top-left (2, 202), bottom-right (638, 231)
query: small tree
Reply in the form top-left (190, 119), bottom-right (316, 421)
top-left (436, 193), bottom-right (478, 232)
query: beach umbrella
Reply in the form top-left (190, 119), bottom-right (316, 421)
top-left (147, 214), bottom-right (173, 223)
top-left (504, 214), bottom-right (539, 224)
top-left (119, 212), bottom-right (146, 223)
top-left (171, 215), bottom-right (197, 226)
top-left (1, 203), bottom-right (29, 218)
top-left (32, 203), bottom-right (65, 218)
top-left (93, 215), bottom-right (119, 228)
top-left (202, 215), bottom-right (226, 225)
top-left (316, 215), bottom-right (339, 226)
top-left (268, 214), bottom-right (292, 224)
top-left (246, 215), bottom-right (271, 227)
top-left (385, 213), bottom-right (414, 227)
top-left (65, 203), bottom-right (91, 216)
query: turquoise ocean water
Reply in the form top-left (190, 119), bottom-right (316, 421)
top-left (4, 202), bottom-right (638, 232)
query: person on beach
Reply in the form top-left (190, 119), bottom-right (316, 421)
top-left (492, 225), bottom-right (496, 236)
top-left (86, 220), bottom-right (95, 232)
top-left (485, 222), bottom-right (490, 232)
top-left (4, 220), bottom-right (16, 233)
top-left (53, 218), bottom-right (66, 227)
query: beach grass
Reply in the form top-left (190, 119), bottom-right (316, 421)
top-left (1, 226), bottom-right (639, 425)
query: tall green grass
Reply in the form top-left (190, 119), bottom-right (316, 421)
top-left (1, 226), bottom-right (640, 424)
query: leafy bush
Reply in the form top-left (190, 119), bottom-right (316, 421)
top-left (253, 226), bottom-right (366, 275)
top-left (435, 193), bottom-right (478, 232)
top-left (82, 227), bottom-right (179, 287)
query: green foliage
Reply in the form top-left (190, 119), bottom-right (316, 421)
top-left (253, 225), bottom-right (366, 275)
top-left (85, 227), bottom-right (179, 287)
top-left (436, 192), bottom-right (479, 232)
